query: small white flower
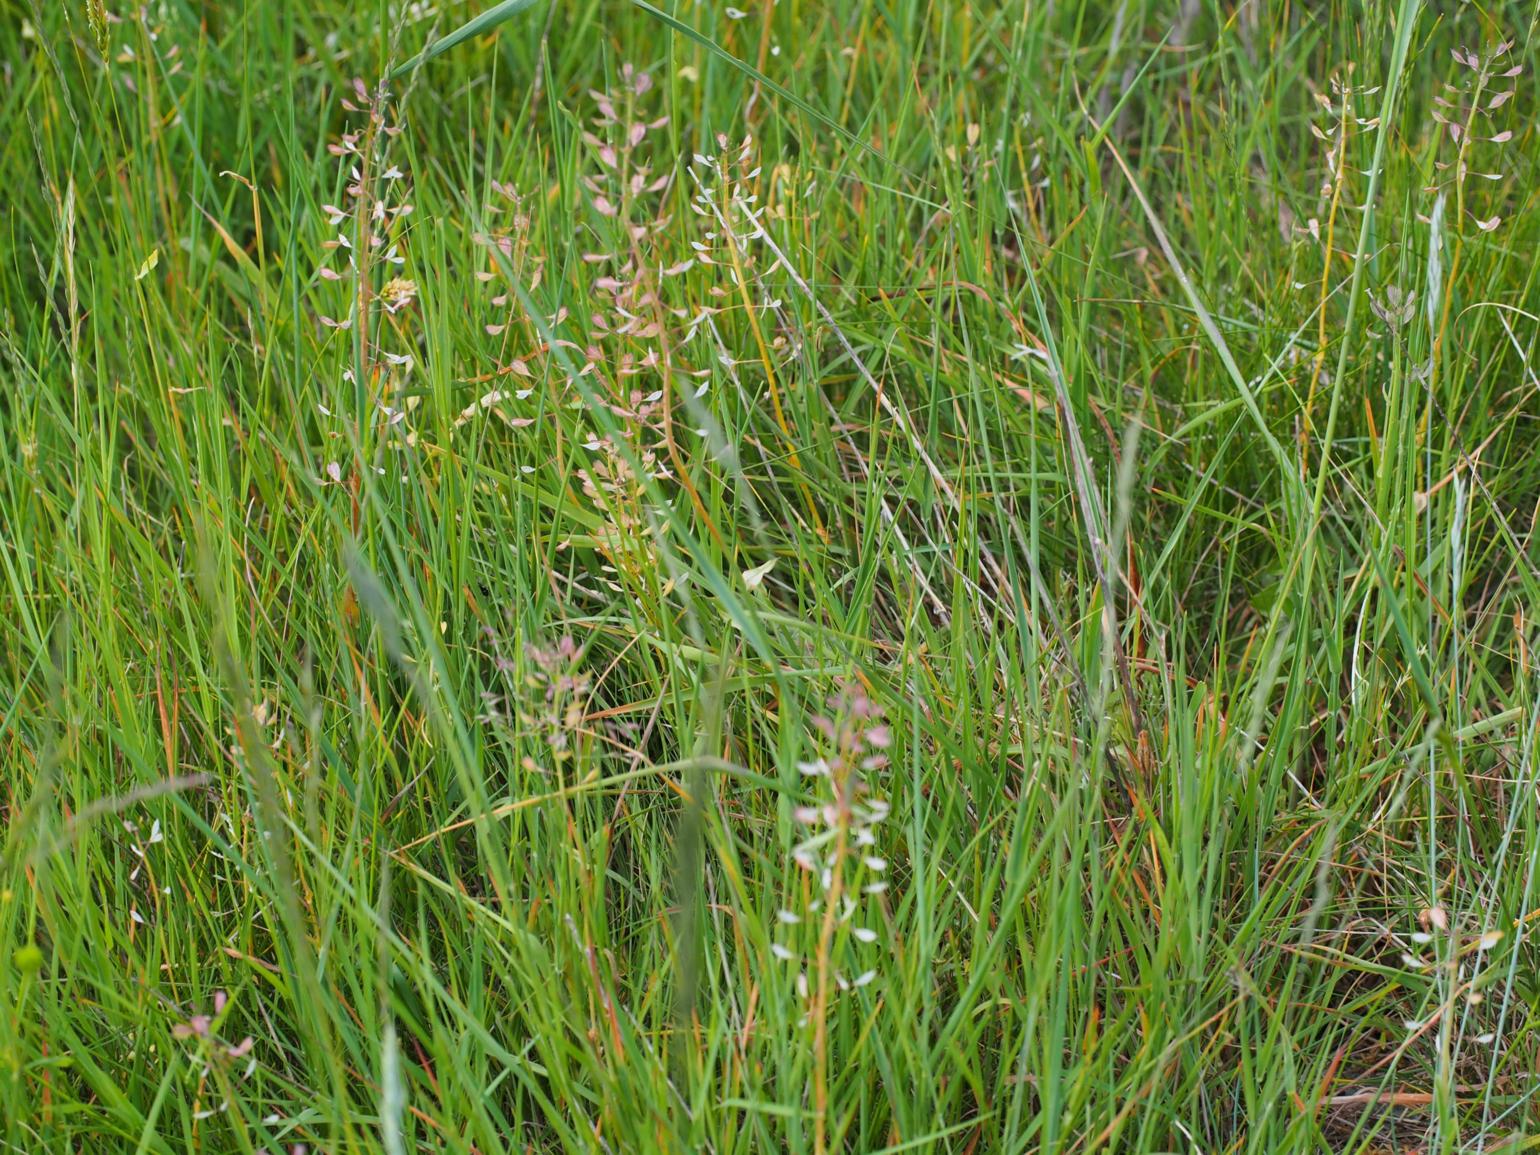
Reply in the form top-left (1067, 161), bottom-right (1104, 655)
top-left (742, 558), bottom-right (777, 589)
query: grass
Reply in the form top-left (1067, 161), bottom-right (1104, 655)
top-left (3, 0), bottom-right (1540, 1150)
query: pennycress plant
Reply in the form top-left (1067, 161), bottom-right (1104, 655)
top-left (569, 66), bottom-right (723, 594)
top-left (451, 181), bottom-right (547, 439)
top-left (686, 134), bottom-right (817, 532)
top-left (1431, 39), bottom-right (1521, 236)
top-left (315, 78), bottom-right (420, 485)
top-left (770, 682), bottom-right (894, 1154)
top-left (1299, 67), bottom-right (1379, 466)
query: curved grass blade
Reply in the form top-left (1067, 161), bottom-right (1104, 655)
top-left (627, 0), bottom-right (892, 169)
top-left (390, 0), bottom-right (897, 171)
top-left (388, 0), bottom-right (541, 78)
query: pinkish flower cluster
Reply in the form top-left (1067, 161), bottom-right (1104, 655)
top-left (771, 681), bottom-right (895, 1007)
top-left (315, 79), bottom-right (420, 484)
top-left (1431, 40), bottom-right (1522, 233)
top-left (520, 635), bottom-right (591, 764)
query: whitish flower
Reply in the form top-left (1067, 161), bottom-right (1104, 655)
top-left (770, 681), bottom-right (897, 1004)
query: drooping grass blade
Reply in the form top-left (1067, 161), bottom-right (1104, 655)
top-left (390, 0), bottom-right (895, 170)
top-left (389, 0), bottom-right (541, 78)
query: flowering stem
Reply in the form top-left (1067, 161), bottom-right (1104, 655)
top-left (812, 818), bottom-right (848, 1155)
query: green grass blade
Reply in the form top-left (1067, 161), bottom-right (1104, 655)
top-left (627, 0), bottom-right (894, 167)
top-left (393, 0), bottom-right (895, 169)
top-left (389, 0), bottom-right (541, 78)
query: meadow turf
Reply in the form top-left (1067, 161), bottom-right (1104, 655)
top-left (3, 0), bottom-right (1540, 1150)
